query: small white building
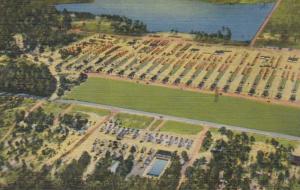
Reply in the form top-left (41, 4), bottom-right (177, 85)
top-left (13, 34), bottom-right (25, 50)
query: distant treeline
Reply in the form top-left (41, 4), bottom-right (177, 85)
top-left (101, 14), bottom-right (148, 35)
top-left (200, 0), bottom-right (275, 4)
top-left (191, 26), bottom-right (232, 43)
top-left (71, 11), bottom-right (96, 20)
top-left (0, 60), bottom-right (56, 96)
top-left (70, 12), bottom-right (148, 35)
top-left (0, 0), bottom-right (147, 57)
top-left (43, 0), bottom-right (94, 4)
top-left (3, 151), bottom-right (182, 190)
top-left (0, 0), bottom-right (78, 56)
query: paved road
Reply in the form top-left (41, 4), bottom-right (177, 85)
top-left (57, 99), bottom-right (300, 141)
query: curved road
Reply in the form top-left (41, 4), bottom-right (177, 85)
top-left (57, 99), bottom-right (300, 141)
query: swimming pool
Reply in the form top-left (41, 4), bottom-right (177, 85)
top-left (147, 158), bottom-right (169, 177)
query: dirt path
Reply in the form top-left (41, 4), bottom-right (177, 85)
top-left (25, 101), bottom-right (45, 117)
top-left (145, 119), bottom-right (159, 131)
top-left (250, 0), bottom-right (282, 47)
top-left (154, 120), bottom-right (166, 132)
top-left (53, 104), bottom-right (74, 126)
top-left (177, 127), bottom-right (209, 189)
top-left (47, 111), bottom-right (117, 164)
top-left (0, 100), bottom-right (45, 143)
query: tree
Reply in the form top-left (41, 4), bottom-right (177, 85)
top-left (15, 110), bottom-right (25, 123)
top-left (0, 0), bottom-right (77, 55)
top-left (181, 151), bottom-right (189, 162)
top-left (0, 60), bottom-right (56, 96)
top-left (62, 9), bottom-right (72, 31)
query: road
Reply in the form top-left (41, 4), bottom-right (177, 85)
top-left (250, 0), bottom-right (282, 47)
top-left (177, 127), bottom-right (209, 190)
top-left (57, 99), bottom-right (300, 141)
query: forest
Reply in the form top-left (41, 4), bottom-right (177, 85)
top-left (0, 0), bottom-right (77, 56)
top-left (0, 60), bottom-right (57, 97)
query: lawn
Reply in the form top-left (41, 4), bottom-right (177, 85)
top-left (115, 113), bottom-right (154, 129)
top-left (71, 105), bottom-right (110, 116)
top-left (65, 77), bottom-right (300, 136)
top-left (160, 121), bottom-right (203, 135)
top-left (256, 0), bottom-right (300, 48)
top-left (72, 19), bottom-right (113, 33)
top-left (149, 120), bottom-right (164, 131)
top-left (210, 128), bottom-right (299, 148)
top-left (250, 133), bottom-right (299, 148)
top-left (43, 102), bottom-right (69, 116)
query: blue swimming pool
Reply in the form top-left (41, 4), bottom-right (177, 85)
top-left (147, 158), bottom-right (169, 177)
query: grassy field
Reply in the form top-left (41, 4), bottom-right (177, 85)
top-left (256, 0), bottom-right (300, 48)
top-left (65, 77), bottom-right (300, 136)
top-left (160, 121), bottom-right (203, 135)
top-left (71, 105), bottom-right (110, 116)
top-left (209, 128), bottom-right (299, 147)
top-left (149, 120), bottom-right (164, 131)
top-left (43, 102), bottom-right (69, 116)
top-left (115, 113), bottom-right (154, 129)
top-left (72, 19), bottom-right (113, 33)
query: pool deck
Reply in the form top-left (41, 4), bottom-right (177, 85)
top-left (143, 156), bottom-right (171, 178)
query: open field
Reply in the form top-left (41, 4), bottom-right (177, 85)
top-left (71, 104), bottom-right (111, 116)
top-left (160, 121), bottom-right (203, 135)
top-left (256, 0), bottom-right (300, 48)
top-left (54, 34), bottom-right (300, 103)
top-left (72, 19), bottom-right (113, 33)
top-left (65, 77), bottom-right (300, 137)
top-left (115, 113), bottom-right (154, 129)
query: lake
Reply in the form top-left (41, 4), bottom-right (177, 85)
top-left (56, 0), bottom-right (274, 41)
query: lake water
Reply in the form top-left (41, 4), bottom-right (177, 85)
top-left (56, 0), bottom-right (274, 41)
top-left (147, 158), bottom-right (169, 177)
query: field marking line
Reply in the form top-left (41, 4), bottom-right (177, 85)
top-left (47, 111), bottom-right (116, 165)
top-left (250, 0), bottom-right (283, 47)
top-left (57, 99), bottom-right (300, 141)
top-left (0, 100), bottom-right (45, 143)
top-left (177, 127), bottom-right (209, 189)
